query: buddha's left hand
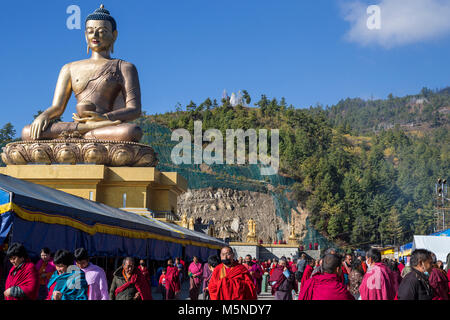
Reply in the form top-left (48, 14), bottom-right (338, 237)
top-left (72, 111), bottom-right (108, 123)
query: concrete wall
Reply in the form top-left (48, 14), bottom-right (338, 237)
top-left (230, 244), bottom-right (259, 261)
top-left (230, 243), bottom-right (322, 262)
top-left (259, 246), bottom-right (299, 261)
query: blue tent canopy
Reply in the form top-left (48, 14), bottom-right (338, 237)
top-left (431, 228), bottom-right (450, 237)
top-left (0, 173), bottom-right (224, 261)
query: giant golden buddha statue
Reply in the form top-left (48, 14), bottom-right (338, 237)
top-left (22, 5), bottom-right (142, 142)
top-left (2, 5), bottom-right (158, 167)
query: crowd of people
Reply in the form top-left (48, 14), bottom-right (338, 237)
top-left (261, 247), bottom-right (450, 300)
top-left (2, 242), bottom-right (450, 300)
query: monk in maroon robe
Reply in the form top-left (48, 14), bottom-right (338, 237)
top-left (165, 258), bottom-right (180, 300)
top-left (298, 254), bottom-right (354, 300)
top-left (429, 266), bottom-right (449, 300)
top-left (301, 260), bottom-right (315, 288)
top-left (243, 255), bottom-right (263, 295)
top-left (208, 246), bottom-right (257, 300)
top-left (270, 258), bottom-right (296, 300)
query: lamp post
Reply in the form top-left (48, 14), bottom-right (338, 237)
top-left (435, 178), bottom-right (448, 231)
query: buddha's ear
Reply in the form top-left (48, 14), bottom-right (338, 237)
top-left (113, 30), bottom-right (118, 42)
top-left (85, 33), bottom-right (90, 55)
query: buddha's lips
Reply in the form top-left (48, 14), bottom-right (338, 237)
top-left (91, 40), bottom-right (100, 44)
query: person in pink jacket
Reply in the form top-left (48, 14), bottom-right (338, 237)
top-left (359, 248), bottom-right (396, 300)
top-left (74, 248), bottom-right (110, 300)
top-left (188, 256), bottom-right (203, 300)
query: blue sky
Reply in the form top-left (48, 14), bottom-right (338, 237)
top-left (1, 0), bottom-right (450, 136)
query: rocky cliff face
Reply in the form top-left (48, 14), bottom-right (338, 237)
top-left (177, 187), bottom-right (308, 243)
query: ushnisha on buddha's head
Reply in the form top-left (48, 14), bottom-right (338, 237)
top-left (85, 5), bottom-right (118, 54)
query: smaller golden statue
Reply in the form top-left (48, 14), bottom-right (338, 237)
top-left (208, 224), bottom-right (215, 237)
top-left (188, 217), bottom-right (195, 230)
top-left (288, 215), bottom-right (298, 245)
top-left (247, 218), bottom-right (257, 243)
top-left (181, 213), bottom-right (188, 228)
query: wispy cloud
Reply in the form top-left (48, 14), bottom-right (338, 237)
top-left (341, 0), bottom-right (450, 48)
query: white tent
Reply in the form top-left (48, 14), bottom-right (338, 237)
top-left (413, 235), bottom-right (450, 267)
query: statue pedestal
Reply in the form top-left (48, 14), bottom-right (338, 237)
top-left (1, 140), bottom-right (158, 167)
top-left (0, 165), bottom-right (187, 217)
top-left (246, 235), bottom-right (257, 243)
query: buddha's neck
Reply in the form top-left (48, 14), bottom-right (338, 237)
top-left (91, 50), bottom-right (112, 60)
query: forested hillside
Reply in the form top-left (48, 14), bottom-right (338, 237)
top-left (327, 87), bottom-right (450, 135)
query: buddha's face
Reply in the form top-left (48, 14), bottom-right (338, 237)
top-left (85, 20), bottom-right (117, 53)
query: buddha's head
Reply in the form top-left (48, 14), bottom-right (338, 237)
top-left (85, 5), bottom-right (118, 54)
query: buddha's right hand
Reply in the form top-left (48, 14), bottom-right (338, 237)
top-left (30, 114), bottom-right (50, 140)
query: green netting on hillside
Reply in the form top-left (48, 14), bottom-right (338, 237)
top-left (270, 190), bottom-right (335, 250)
top-left (140, 122), bottom-right (296, 189)
top-left (139, 120), bottom-right (337, 250)
top-left (302, 219), bottom-right (337, 251)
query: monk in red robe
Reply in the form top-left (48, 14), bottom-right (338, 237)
top-left (447, 268), bottom-right (450, 295)
top-left (208, 246), bottom-right (257, 300)
top-left (301, 259), bottom-right (315, 288)
top-left (165, 258), bottom-right (180, 300)
top-left (398, 260), bottom-right (405, 274)
top-left (269, 259), bottom-right (279, 277)
top-left (243, 255), bottom-right (263, 294)
top-left (270, 257), bottom-right (296, 300)
top-left (429, 264), bottom-right (449, 300)
top-left (4, 243), bottom-right (39, 300)
top-left (298, 254), bottom-right (354, 300)
top-left (359, 248), bottom-right (396, 300)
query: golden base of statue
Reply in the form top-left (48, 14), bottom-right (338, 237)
top-left (1, 139), bottom-right (158, 167)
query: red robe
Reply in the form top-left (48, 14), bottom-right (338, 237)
top-left (269, 265), bottom-right (284, 295)
top-left (301, 264), bottom-right (313, 287)
top-left (5, 261), bottom-right (39, 300)
top-left (244, 263), bottom-right (263, 295)
top-left (114, 269), bottom-right (153, 300)
top-left (208, 263), bottom-right (257, 300)
top-left (448, 270), bottom-right (450, 295)
top-left (361, 261), bottom-right (367, 274)
top-left (298, 273), bottom-right (354, 300)
top-left (390, 270), bottom-right (402, 296)
top-left (269, 263), bottom-right (278, 277)
top-left (429, 268), bottom-right (449, 300)
top-left (312, 266), bottom-right (345, 284)
top-left (138, 266), bottom-right (150, 282)
top-left (359, 263), bottom-right (395, 300)
top-left (165, 265), bottom-right (180, 297)
top-left (261, 262), bottom-right (268, 273)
